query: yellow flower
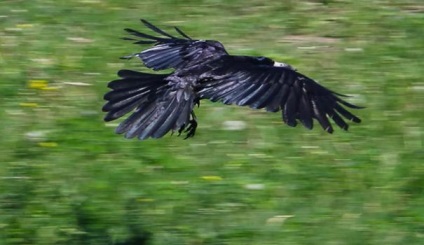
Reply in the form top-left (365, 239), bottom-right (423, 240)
top-left (20, 102), bottom-right (38, 108)
top-left (38, 142), bottom-right (58, 148)
top-left (16, 24), bottom-right (34, 29)
top-left (201, 176), bottom-right (223, 181)
top-left (137, 198), bottom-right (154, 202)
top-left (28, 80), bottom-right (48, 90)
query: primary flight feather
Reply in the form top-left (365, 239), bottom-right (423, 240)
top-left (103, 19), bottom-right (362, 140)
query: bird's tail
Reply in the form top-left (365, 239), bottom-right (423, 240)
top-left (102, 70), bottom-right (195, 140)
top-left (103, 69), bottom-right (169, 122)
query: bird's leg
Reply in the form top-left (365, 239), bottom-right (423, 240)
top-left (183, 111), bottom-right (198, 139)
top-left (177, 99), bottom-right (200, 138)
top-left (176, 111), bottom-right (197, 138)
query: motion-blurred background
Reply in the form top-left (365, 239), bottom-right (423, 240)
top-left (1, 0), bottom-right (423, 244)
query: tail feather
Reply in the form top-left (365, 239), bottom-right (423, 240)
top-left (103, 70), bottom-right (169, 122)
top-left (103, 69), bottom-right (195, 140)
top-left (117, 88), bottom-right (195, 140)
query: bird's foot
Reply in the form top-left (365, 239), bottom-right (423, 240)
top-left (177, 119), bottom-right (197, 139)
top-left (184, 119), bottom-right (197, 139)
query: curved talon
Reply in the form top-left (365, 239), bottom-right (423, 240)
top-left (184, 119), bottom-right (197, 139)
top-left (177, 124), bottom-right (186, 136)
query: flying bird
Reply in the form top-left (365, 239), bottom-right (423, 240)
top-left (102, 19), bottom-right (362, 140)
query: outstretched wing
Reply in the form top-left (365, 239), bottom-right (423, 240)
top-left (123, 19), bottom-right (228, 70)
top-left (199, 56), bottom-right (362, 133)
top-left (103, 70), bottom-right (195, 140)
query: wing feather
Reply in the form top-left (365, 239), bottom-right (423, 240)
top-left (198, 55), bottom-right (362, 132)
top-left (311, 98), bottom-right (334, 133)
top-left (297, 92), bottom-right (314, 129)
top-left (267, 83), bottom-right (290, 112)
top-left (250, 82), bottom-right (281, 109)
top-left (141, 19), bottom-right (177, 39)
top-left (122, 20), bottom-right (228, 70)
top-left (283, 87), bottom-right (299, 127)
top-left (238, 83), bottom-right (272, 106)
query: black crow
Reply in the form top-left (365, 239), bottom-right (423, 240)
top-left (103, 19), bottom-right (362, 140)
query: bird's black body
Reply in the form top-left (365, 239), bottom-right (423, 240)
top-left (103, 19), bottom-right (362, 140)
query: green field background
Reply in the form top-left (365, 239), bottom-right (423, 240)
top-left (0, 0), bottom-right (423, 244)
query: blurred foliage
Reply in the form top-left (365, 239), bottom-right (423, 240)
top-left (0, 0), bottom-right (423, 244)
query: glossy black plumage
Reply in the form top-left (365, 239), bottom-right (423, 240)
top-left (103, 19), bottom-right (362, 140)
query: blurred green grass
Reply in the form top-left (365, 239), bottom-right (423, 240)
top-left (1, 0), bottom-right (423, 244)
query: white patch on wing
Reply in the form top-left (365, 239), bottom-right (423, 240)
top-left (273, 61), bottom-right (287, 67)
top-left (273, 61), bottom-right (296, 70)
